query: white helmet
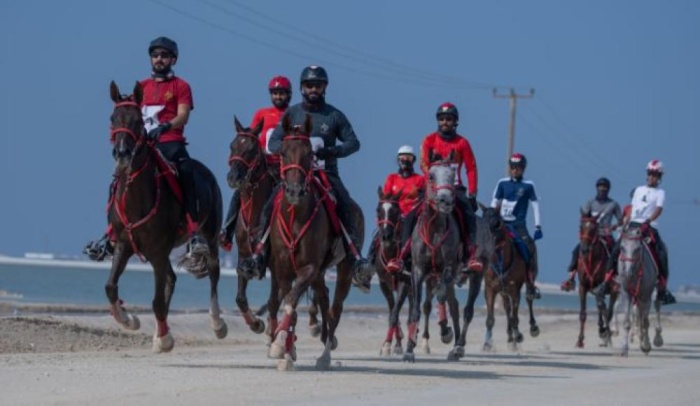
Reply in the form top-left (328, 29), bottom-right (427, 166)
top-left (397, 145), bottom-right (415, 157)
top-left (646, 159), bottom-right (664, 175)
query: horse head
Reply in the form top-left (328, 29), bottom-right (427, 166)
top-left (618, 225), bottom-right (644, 276)
top-left (376, 186), bottom-right (402, 245)
top-left (227, 116), bottom-right (265, 189)
top-left (480, 202), bottom-right (506, 247)
top-left (280, 114), bottom-right (314, 206)
top-left (579, 210), bottom-right (600, 254)
top-left (426, 150), bottom-right (456, 214)
top-left (109, 81), bottom-right (145, 173)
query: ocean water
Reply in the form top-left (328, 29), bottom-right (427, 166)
top-left (2, 262), bottom-right (700, 313)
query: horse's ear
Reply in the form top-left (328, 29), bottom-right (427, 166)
top-left (132, 81), bottom-right (143, 105)
top-left (110, 81), bottom-right (120, 103)
top-left (377, 185), bottom-right (384, 199)
top-left (394, 190), bottom-right (403, 202)
top-left (252, 118), bottom-right (264, 136)
top-left (234, 115), bottom-right (244, 133)
top-left (304, 114), bottom-right (312, 134)
top-left (447, 149), bottom-right (455, 162)
top-left (282, 114), bottom-right (291, 134)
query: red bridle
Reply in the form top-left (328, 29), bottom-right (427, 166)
top-left (110, 100), bottom-right (142, 143)
top-left (280, 134), bottom-right (314, 188)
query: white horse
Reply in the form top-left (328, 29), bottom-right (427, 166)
top-left (615, 225), bottom-right (663, 356)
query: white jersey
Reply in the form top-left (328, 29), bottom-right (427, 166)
top-left (630, 185), bottom-right (665, 227)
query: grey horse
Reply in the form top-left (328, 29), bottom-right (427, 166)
top-left (616, 224), bottom-right (664, 356)
top-left (403, 156), bottom-right (462, 363)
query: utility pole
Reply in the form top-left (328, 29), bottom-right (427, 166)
top-left (493, 88), bottom-right (535, 175)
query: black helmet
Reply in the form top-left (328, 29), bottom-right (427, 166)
top-left (436, 102), bottom-right (459, 121)
top-left (148, 37), bottom-right (179, 58)
top-left (509, 153), bottom-right (527, 169)
top-left (300, 65), bottom-right (328, 84)
top-left (596, 177), bottom-right (611, 189)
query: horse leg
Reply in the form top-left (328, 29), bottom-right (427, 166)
top-left (576, 285), bottom-right (587, 348)
top-left (105, 244), bottom-right (140, 331)
top-left (503, 291), bottom-right (518, 351)
top-left (512, 290), bottom-right (524, 345)
top-left (391, 280), bottom-right (410, 356)
top-left (265, 271), bottom-right (281, 347)
top-left (379, 274), bottom-right (397, 355)
top-left (483, 282), bottom-right (496, 352)
top-left (207, 256), bottom-right (228, 339)
top-left (403, 269), bottom-right (425, 363)
top-left (235, 275), bottom-right (264, 335)
top-left (618, 289), bottom-right (632, 357)
top-left (653, 298), bottom-right (663, 347)
top-left (273, 267), bottom-right (315, 371)
top-left (595, 289), bottom-right (612, 347)
top-left (314, 278), bottom-right (333, 371)
top-left (446, 281), bottom-right (464, 361)
top-left (421, 282), bottom-right (433, 355)
top-left (308, 286), bottom-right (324, 339)
top-left (608, 290), bottom-right (620, 337)
top-left (326, 260), bottom-right (354, 355)
top-left (150, 255), bottom-right (175, 353)
top-left (638, 300), bottom-right (652, 354)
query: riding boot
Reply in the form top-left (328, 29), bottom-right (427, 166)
top-left (239, 185), bottom-right (278, 279)
top-left (525, 239), bottom-right (541, 300)
top-left (592, 242), bottom-right (620, 299)
top-left (219, 190), bottom-right (241, 251)
top-left (561, 244), bottom-right (579, 291)
top-left (654, 237), bottom-right (676, 305)
top-left (367, 231), bottom-right (380, 268)
top-left (457, 192), bottom-right (483, 274)
top-left (339, 207), bottom-right (371, 293)
top-left (83, 233), bottom-right (114, 262)
top-left (178, 158), bottom-right (208, 257)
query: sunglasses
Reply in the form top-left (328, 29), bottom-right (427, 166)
top-left (302, 82), bottom-right (325, 90)
top-left (150, 52), bottom-right (173, 59)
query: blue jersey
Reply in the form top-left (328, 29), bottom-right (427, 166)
top-left (491, 177), bottom-right (539, 225)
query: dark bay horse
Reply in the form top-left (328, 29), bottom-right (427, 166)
top-left (403, 156), bottom-right (461, 363)
top-left (226, 117), bottom-right (276, 337)
top-left (106, 81), bottom-right (225, 352)
top-left (266, 115), bottom-right (364, 371)
top-left (616, 224), bottom-right (663, 356)
top-left (480, 205), bottom-right (540, 351)
top-left (574, 212), bottom-right (618, 348)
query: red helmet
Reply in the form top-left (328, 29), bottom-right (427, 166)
top-left (268, 76), bottom-right (291, 93)
top-left (436, 102), bottom-right (459, 120)
top-left (509, 153), bottom-right (527, 169)
top-left (646, 159), bottom-right (664, 175)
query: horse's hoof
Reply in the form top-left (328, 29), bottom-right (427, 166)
top-left (315, 355), bottom-right (331, 371)
top-left (575, 340), bottom-right (584, 349)
top-left (447, 346), bottom-right (465, 361)
top-left (641, 340), bottom-right (652, 354)
top-left (277, 355), bottom-right (295, 371)
top-left (152, 332), bottom-right (174, 354)
top-left (402, 353), bottom-right (415, 363)
top-left (420, 339), bottom-right (431, 355)
top-left (330, 335), bottom-right (338, 351)
top-left (393, 344), bottom-right (404, 356)
top-left (213, 320), bottom-right (228, 339)
top-left (508, 341), bottom-right (518, 352)
top-left (250, 319), bottom-right (265, 335)
top-left (530, 325), bottom-right (540, 338)
top-left (483, 342), bottom-right (493, 352)
top-left (515, 332), bottom-right (524, 344)
top-left (380, 342), bottom-right (391, 357)
top-left (653, 333), bottom-right (664, 348)
top-left (123, 314), bottom-right (140, 331)
top-left (269, 332), bottom-right (286, 359)
top-left (309, 323), bottom-right (321, 338)
top-left (441, 327), bottom-right (454, 345)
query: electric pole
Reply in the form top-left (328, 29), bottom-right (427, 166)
top-left (493, 88), bottom-right (535, 175)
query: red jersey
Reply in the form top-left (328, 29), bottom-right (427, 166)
top-left (622, 204), bottom-right (632, 219)
top-left (420, 132), bottom-right (478, 195)
top-left (382, 173), bottom-right (426, 217)
top-left (250, 106), bottom-right (286, 164)
top-left (140, 77), bottom-right (193, 143)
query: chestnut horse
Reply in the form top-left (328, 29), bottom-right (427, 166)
top-left (480, 205), bottom-right (540, 351)
top-left (226, 117), bottom-right (276, 337)
top-left (574, 211), bottom-right (618, 348)
top-left (266, 114), bottom-right (364, 371)
top-left (106, 81), bottom-right (225, 352)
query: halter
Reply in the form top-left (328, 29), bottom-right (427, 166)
top-left (110, 100), bottom-right (142, 144)
top-left (280, 134), bottom-right (315, 190)
top-left (376, 198), bottom-right (400, 230)
top-left (227, 131), bottom-right (266, 185)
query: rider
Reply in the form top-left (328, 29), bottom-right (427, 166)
top-left (491, 153), bottom-right (543, 300)
top-left (561, 177), bottom-right (623, 291)
top-left (367, 145), bottom-right (426, 273)
top-left (241, 65), bottom-right (371, 290)
top-left (84, 36), bottom-right (207, 260)
top-left (420, 102), bottom-right (482, 277)
top-left (592, 160), bottom-right (676, 305)
top-left (219, 75), bottom-right (292, 251)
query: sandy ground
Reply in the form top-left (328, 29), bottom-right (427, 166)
top-left (0, 303), bottom-right (699, 406)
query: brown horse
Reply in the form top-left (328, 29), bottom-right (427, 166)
top-left (574, 211), bottom-right (618, 348)
top-left (106, 81), bottom-right (225, 352)
top-left (226, 117), bottom-right (276, 337)
top-left (266, 114), bottom-right (364, 371)
top-left (480, 205), bottom-right (539, 351)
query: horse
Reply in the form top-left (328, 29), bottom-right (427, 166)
top-left (574, 211), bottom-right (618, 348)
top-left (266, 114), bottom-right (364, 371)
top-left (403, 153), bottom-right (462, 363)
top-left (480, 205), bottom-right (540, 351)
top-left (106, 81), bottom-right (225, 352)
top-left (615, 224), bottom-right (663, 356)
top-left (226, 117), bottom-right (276, 337)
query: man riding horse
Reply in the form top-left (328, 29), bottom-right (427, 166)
top-left (419, 102), bottom-right (482, 278)
top-left (367, 145), bottom-right (426, 274)
top-left (219, 75), bottom-right (292, 251)
top-left (491, 153), bottom-right (543, 300)
top-left (242, 65), bottom-right (371, 290)
top-left (593, 160), bottom-right (676, 305)
top-left (84, 36), bottom-right (208, 260)
top-left (561, 177), bottom-right (623, 291)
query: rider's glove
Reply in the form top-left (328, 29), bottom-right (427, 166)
top-left (315, 146), bottom-right (338, 160)
top-left (467, 193), bottom-right (478, 212)
top-left (639, 221), bottom-right (650, 234)
top-left (146, 122), bottom-right (172, 141)
top-left (533, 226), bottom-right (543, 241)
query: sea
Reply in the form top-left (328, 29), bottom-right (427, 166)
top-left (2, 256), bottom-right (700, 313)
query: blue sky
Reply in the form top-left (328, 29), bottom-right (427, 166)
top-left (1, 0), bottom-right (698, 288)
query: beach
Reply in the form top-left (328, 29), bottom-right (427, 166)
top-left (1, 304), bottom-right (698, 406)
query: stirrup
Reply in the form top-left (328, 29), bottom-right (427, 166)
top-left (83, 237), bottom-right (114, 262)
top-left (526, 285), bottom-right (541, 300)
top-left (657, 290), bottom-right (677, 306)
top-left (560, 279), bottom-right (576, 292)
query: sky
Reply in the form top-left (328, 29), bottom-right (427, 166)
top-left (1, 0), bottom-right (698, 288)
